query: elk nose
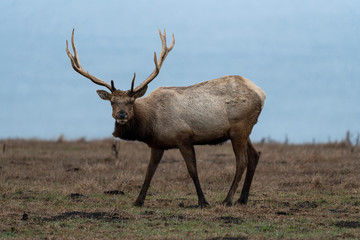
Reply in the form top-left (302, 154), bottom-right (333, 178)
top-left (117, 110), bottom-right (127, 119)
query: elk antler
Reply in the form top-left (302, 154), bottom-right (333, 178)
top-left (66, 29), bottom-right (114, 92)
top-left (131, 29), bottom-right (175, 94)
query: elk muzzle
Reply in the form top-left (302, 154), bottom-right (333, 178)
top-left (116, 110), bottom-right (128, 124)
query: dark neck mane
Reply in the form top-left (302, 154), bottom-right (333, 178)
top-left (112, 105), bottom-right (152, 142)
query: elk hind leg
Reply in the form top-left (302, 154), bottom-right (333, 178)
top-left (222, 135), bottom-right (248, 206)
top-left (179, 144), bottom-right (209, 208)
top-left (134, 148), bottom-right (164, 207)
top-left (237, 139), bottom-right (260, 205)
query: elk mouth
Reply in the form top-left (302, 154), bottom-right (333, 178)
top-left (116, 119), bottom-right (128, 124)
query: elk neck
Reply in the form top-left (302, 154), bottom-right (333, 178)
top-left (112, 101), bottom-right (154, 143)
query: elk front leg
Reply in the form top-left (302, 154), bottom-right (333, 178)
top-left (134, 148), bottom-right (164, 206)
top-left (179, 144), bottom-right (209, 208)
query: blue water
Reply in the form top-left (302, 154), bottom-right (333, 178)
top-left (1, 0), bottom-right (359, 143)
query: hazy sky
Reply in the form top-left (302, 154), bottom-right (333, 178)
top-left (1, 0), bottom-right (359, 143)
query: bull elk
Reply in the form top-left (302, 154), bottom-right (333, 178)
top-left (66, 29), bottom-right (266, 207)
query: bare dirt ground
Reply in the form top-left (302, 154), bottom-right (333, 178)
top-left (0, 139), bottom-right (359, 239)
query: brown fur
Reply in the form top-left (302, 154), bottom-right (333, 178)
top-left (105, 75), bottom-right (266, 207)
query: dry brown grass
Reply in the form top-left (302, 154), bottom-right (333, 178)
top-left (0, 139), bottom-right (359, 239)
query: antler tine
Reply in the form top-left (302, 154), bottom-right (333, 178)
top-left (130, 72), bottom-right (136, 93)
top-left (66, 29), bottom-right (113, 92)
top-left (71, 29), bottom-right (81, 68)
top-left (133, 29), bottom-right (175, 93)
top-left (111, 80), bottom-right (117, 91)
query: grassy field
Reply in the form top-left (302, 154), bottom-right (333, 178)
top-left (0, 138), bottom-right (359, 239)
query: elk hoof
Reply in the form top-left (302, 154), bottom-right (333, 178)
top-left (235, 199), bottom-right (248, 205)
top-left (133, 200), bottom-right (144, 207)
top-left (199, 201), bottom-right (210, 208)
top-left (222, 200), bottom-right (233, 207)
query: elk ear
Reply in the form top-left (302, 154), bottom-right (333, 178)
top-left (96, 90), bottom-right (111, 101)
top-left (131, 86), bottom-right (148, 99)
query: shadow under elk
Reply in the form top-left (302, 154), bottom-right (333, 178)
top-left (66, 29), bottom-right (266, 207)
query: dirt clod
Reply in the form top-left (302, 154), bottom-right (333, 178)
top-left (276, 211), bottom-right (290, 215)
top-left (334, 221), bottom-right (360, 228)
top-left (21, 213), bottom-right (28, 221)
top-left (218, 216), bottom-right (244, 224)
top-left (69, 193), bottom-right (87, 199)
top-left (65, 167), bottom-right (80, 172)
top-left (141, 211), bottom-right (154, 216)
top-left (330, 208), bottom-right (348, 213)
top-left (297, 201), bottom-right (318, 209)
top-left (178, 203), bottom-right (200, 209)
top-left (104, 190), bottom-right (125, 195)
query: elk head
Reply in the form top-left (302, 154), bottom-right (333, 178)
top-left (66, 29), bottom-right (175, 124)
